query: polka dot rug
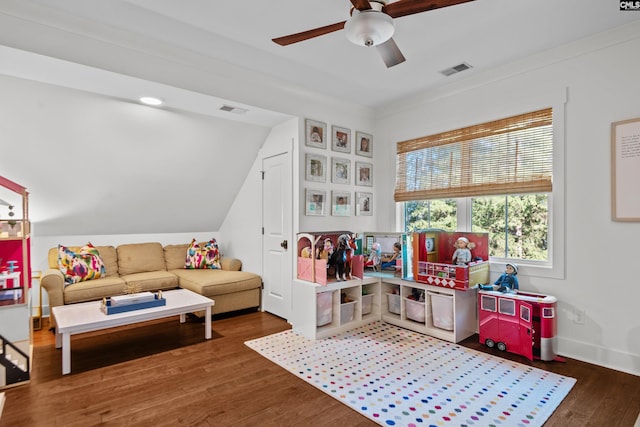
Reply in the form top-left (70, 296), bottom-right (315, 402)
top-left (245, 321), bottom-right (576, 427)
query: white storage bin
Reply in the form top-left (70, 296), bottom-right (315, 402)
top-left (317, 291), bottom-right (333, 326)
top-left (362, 293), bottom-right (374, 315)
top-left (405, 298), bottom-right (426, 323)
top-left (386, 293), bottom-right (401, 314)
top-left (430, 292), bottom-right (454, 330)
top-left (340, 301), bottom-right (357, 324)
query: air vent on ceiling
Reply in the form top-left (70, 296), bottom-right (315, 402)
top-left (440, 62), bottom-right (473, 77)
top-left (220, 104), bottom-right (249, 114)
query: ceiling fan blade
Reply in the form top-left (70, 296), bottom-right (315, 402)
top-left (350, 0), bottom-right (372, 11)
top-left (383, 0), bottom-right (475, 19)
top-left (273, 21), bottom-right (346, 46)
top-left (376, 38), bottom-right (406, 68)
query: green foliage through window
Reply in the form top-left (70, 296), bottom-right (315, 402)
top-left (404, 195), bottom-right (548, 262)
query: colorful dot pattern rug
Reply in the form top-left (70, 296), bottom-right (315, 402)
top-left (245, 321), bottom-right (576, 427)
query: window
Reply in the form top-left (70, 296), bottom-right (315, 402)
top-left (481, 295), bottom-right (497, 312)
top-left (498, 298), bottom-right (515, 316)
top-left (397, 106), bottom-right (564, 277)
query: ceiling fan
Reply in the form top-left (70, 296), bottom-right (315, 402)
top-left (272, 0), bottom-right (474, 68)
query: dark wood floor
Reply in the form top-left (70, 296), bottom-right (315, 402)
top-left (2, 311), bottom-right (639, 427)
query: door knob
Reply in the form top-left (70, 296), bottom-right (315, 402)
top-left (280, 240), bottom-right (288, 250)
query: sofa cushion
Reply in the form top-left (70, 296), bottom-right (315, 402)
top-left (164, 244), bottom-right (190, 270)
top-left (49, 245), bottom-right (118, 276)
top-left (57, 243), bottom-right (106, 285)
top-left (117, 242), bottom-right (166, 275)
top-left (185, 238), bottom-right (221, 270)
top-left (170, 269), bottom-right (261, 298)
top-left (121, 271), bottom-right (179, 292)
top-left (63, 276), bottom-right (127, 304)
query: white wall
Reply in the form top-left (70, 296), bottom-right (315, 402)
top-left (0, 74), bottom-right (271, 236)
top-left (374, 23), bottom-right (640, 376)
top-left (219, 117), bottom-right (298, 275)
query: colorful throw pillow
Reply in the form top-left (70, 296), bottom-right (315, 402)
top-left (184, 238), bottom-right (221, 270)
top-left (203, 238), bottom-right (221, 269)
top-left (57, 243), bottom-right (106, 285)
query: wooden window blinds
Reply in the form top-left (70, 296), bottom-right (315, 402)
top-left (394, 108), bottom-right (553, 202)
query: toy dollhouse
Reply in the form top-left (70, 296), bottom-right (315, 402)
top-left (0, 175), bottom-right (32, 388)
top-left (412, 231), bottom-right (490, 290)
top-left (296, 231), bottom-right (363, 285)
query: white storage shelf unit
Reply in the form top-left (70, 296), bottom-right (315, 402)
top-left (292, 276), bottom-right (380, 340)
top-left (380, 277), bottom-right (477, 343)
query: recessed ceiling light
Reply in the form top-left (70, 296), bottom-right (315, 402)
top-left (139, 96), bottom-right (163, 106)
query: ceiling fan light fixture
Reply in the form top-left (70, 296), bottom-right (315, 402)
top-left (344, 10), bottom-right (395, 47)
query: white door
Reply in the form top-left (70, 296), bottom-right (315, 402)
top-left (261, 151), bottom-right (292, 319)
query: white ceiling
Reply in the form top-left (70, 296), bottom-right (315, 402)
top-left (1, 0), bottom-right (639, 117)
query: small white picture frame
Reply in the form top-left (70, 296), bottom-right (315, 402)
top-left (332, 191), bottom-right (351, 217)
top-left (305, 119), bottom-right (327, 149)
top-left (305, 153), bottom-right (327, 182)
top-left (355, 161), bottom-right (373, 186)
top-left (332, 125), bottom-right (351, 153)
top-left (331, 157), bottom-right (351, 185)
top-left (305, 189), bottom-right (327, 216)
top-left (356, 192), bottom-right (373, 216)
top-left (356, 131), bottom-right (373, 157)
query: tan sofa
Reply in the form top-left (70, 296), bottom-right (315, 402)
top-left (41, 242), bottom-right (262, 329)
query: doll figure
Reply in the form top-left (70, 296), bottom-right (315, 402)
top-left (300, 246), bottom-right (313, 258)
top-left (473, 263), bottom-right (519, 293)
top-left (365, 242), bottom-right (382, 270)
top-left (317, 238), bottom-right (334, 261)
top-left (494, 263), bottom-right (519, 293)
top-left (381, 242), bottom-right (402, 270)
top-left (452, 236), bottom-right (475, 266)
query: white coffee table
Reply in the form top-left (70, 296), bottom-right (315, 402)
top-left (52, 289), bottom-right (214, 375)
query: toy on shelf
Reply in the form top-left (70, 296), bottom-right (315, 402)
top-left (451, 236), bottom-right (475, 266)
top-left (317, 238), bottom-right (333, 262)
top-left (329, 233), bottom-right (357, 281)
top-left (357, 232), bottom-right (407, 277)
top-left (364, 242), bottom-right (382, 271)
top-left (478, 288), bottom-right (562, 362)
top-left (381, 242), bottom-right (402, 271)
top-left (413, 231), bottom-right (490, 290)
top-left (475, 263), bottom-right (519, 293)
top-left (297, 231), bottom-right (363, 285)
top-left (6, 260), bottom-right (18, 273)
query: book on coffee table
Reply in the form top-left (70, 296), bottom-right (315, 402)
top-left (111, 292), bottom-right (155, 306)
top-left (101, 292), bottom-right (166, 315)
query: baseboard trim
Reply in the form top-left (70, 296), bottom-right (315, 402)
top-left (559, 336), bottom-right (640, 377)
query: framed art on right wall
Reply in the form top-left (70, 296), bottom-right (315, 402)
top-left (612, 116), bottom-right (640, 221)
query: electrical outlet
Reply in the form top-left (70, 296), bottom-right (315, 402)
top-left (574, 308), bottom-right (585, 325)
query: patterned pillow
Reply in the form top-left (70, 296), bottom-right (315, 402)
top-left (184, 238), bottom-right (221, 269)
top-left (57, 243), bottom-right (106, 285)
